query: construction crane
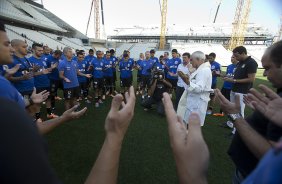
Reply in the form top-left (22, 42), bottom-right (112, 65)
top-left (276, 15), bottom-right (282, 42)
top-left (159, 0), bottom-right (167, 50)
top-left (85, 0), bottom-right (101, 39)
top-left (228, 0), bottom-right (252, 51)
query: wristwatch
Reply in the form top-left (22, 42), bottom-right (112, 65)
top-left (227, 113), bottom-right (243, 122)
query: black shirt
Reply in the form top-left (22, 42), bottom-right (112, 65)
top-left (0, 98), bottom-right (60, 184)
top-left (152, 80), bottom-right (169, 101)
top-left (228, 91), bottom-right (282, 178)
top-left (232, 56), bottom-right (258, 94)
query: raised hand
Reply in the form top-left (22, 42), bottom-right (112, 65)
top-left (51, 62), bottom-right (58, 69)
top-left (5, 64), bottom-right (20, 75)
top-left (105, 86), bottom-right (136, 140)
top-left (246, 84), bottom-right (282, 126)
top-left (64, 78), bottom-right (71, 83)
top-left (85, 74), bottom-right (92, 78)
top-left (215, 89), bottom-right (241, 114)
top-left (30, 87), bottom-right (50, 104)
top-left (60, 105), bottom-right (87, 121)
top-left (163, 92), bottom-right (209, 184)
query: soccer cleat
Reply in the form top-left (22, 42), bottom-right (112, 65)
top-left (47, 113), bottom-right (59, 119)
top-left (106, 91), bottom-right (110, 95)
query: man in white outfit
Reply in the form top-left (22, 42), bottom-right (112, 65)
top-left (177, 51), bottom-right (212, 126)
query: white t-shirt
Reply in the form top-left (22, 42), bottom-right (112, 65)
top-left (177, 63), bottom-right (190, 87)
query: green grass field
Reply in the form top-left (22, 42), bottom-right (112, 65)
top-left (45, 68), bottom-right (271, 184)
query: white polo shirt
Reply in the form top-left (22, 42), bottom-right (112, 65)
top-left (177, 63), bottom-right (190, 87)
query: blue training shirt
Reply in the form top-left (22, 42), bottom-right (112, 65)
top-left (223, 64), bottom-right (237, 90)
top-left (29, 56), bottom-right (50, 88)
top-left (141, 59), bottom-right (154, 76)
top-left (91, 58), bottom-right (104, 79)
top-left (46, 55), bottom-right (60, 81)
top-left (150, 56), bottom-right (159, 63)
top-left (8, 55), bottom-right (34, 93)
top-left (58, 58), bottom-right (79, 89)
top-left (110, 56), bottom-right (118, 72)
top-left (154, 61), bottom-right (166, 72)
top-left (166, 57), bottom-right (182, 79)
top-left (210, 61), bottom-right (221, 85)
top-left (119, 59), bottom-right (133, 79)
top-left (103, 58), bottom-right (114, 77)
top-left (136, 59), bottom-right (143, 75)
top-left (77, 59), bottom-right (89, 83)
top-left (0, 75), bottom-right (25, 109)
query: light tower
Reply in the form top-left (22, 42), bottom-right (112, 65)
top-left (94, 0), bottom-right (101, 39)
top-left (159, 0), bottom-right (167, 50)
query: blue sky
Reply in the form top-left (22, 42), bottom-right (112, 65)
top-left (42, 0), bottom-right (282, 38)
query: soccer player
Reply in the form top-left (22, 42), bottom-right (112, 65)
top-left (119, 53), bottom-right (134, 95)
top-left (136, 53), bottom-right (144, 95)
top-left (41, 45), bottom-right (51, 62)
top-left (29, 43), bottom-right (59, 120)
top-left (89, 50), bottom-right (105, 108)
top-left (110, 49), bottom-right (118, 94)
top-left (76, 50), bottom-right (91, 103)
top-left (140, 51), bottom-right (154, 98)
top-left (103, 51), bottom-right (114, 97)
top-left (166, 49), bottom-right (182, 96)
top-left (59, 47), bottom-right (91, 110)
top-left (85, 49), bottom-right (96, 63)
top-left (207, 52), bottom-right (221, 114)
top-left (150, 49), bottom-right (159, 63)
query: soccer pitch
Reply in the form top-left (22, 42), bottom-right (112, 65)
top-left (46, 68), bottom-right (271, 184)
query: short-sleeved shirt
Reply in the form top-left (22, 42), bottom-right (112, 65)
top-left (0, 75), bottom-right (25, 109)
top-left (85, 55), bottom-right (96, 64)
top-left (232, 57), bottom-right (258, 94)
top-left (119, 59), bottom-right (133, 79)
top-left (136, 59), bottom-right (143, 75)
top-left (166, 57), bottom-right (182, 79)
top-left (46, 55), bottom-right (60, 81)
top-left (110, 56), bottom-right (118, 72)
top-left (103, 58), bottom-right (114, 77)
top-left (223, 64), bottom-right (237, 90)
top-left (8, 55), bottom-right (34, 93)
top-left (91, 58), bottom-right (104, 79)
top-left (210, 61), bottom-right (221, 85)
top-left (77, 60), bottom-right (88, 83)
top-left (154, 61), bottom-right (166, 72)
top-left (141, 59), bottom-right (154, 76)
top-left (41, 54), bottom-right (51, 62)
top-left (29, 56), bottom-right (50, 88)
top-left (177, 63), bottom-right (190, 88)
top-left (58, 58), bottom-right (79, 89)
top-left (150, 56), bottom-right (159, 63)
top-left (228, 91), bottom-right (282, 177)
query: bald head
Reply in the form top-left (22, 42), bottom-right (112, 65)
top-left (11, 39), bottom-right (27, 57)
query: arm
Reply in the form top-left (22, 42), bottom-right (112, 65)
top-left (224, 73), bottom-right (256, 83)
top-left (148, 79), bottom-right (157, 97)
top-left (163, 93), bottom-right (209, 184)
top-left (59, 71), bottom-right (70, 83)
top-left (77, 70), bottom-right (92, 78)
top-left (163, 79), bottom-right (172, 88)
top-left (184, 69), bottom-right (212, 93)
top-left (215, 89), bottom-right (275, 159)
top-left (85, 86), bottom-right (136, 184)
top-left (36, 105), bottom-right (87, 135)
top-left (33, 69), bottom-right (50, 76)
top-left (8, 73), bottom-right (33, 82)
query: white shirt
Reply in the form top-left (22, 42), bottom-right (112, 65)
top-left (177, 63), bottom-right (189, 87)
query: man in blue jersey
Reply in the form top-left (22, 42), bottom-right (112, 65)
top-left (59, 47), bottom-right (91, 110)
top-left (85, 49), bottom-right (96, 63)
top-left (218, 55), bottom-right (238, 117)
top-left (119, 53), bottom-right (134, 95)
top-left (46, 50), bottom-right (63, 109)
top-left (150, 49), bottom-right (159, 63)
top-left (89, 50), bottom-right (105, 108)
top-left (103, 51), bottom-right (114, 97)
top-left (155, 55), bottom-right (166, 72)
top-left (207, 52), bottom-right (221, 115)
top-left (29, 43), bottom-right (59, 120)
top-left (76, 51), bottom-right (91, 103)
top-left (140, 51), bottom-right (154, 98)
top-left (166, 49), bottom-right (182, 96)
top-left (109, 49), bottom-right (118, 94)
top-left (135, 53), bottom-right (144, 95)
top-left (41, 46), bottom-right (51, 62)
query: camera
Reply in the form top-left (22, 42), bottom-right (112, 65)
top-left (152, 68), bottom-right (164, 80)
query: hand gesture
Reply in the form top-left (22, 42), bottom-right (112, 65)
top-left (105, 86), bottom-right (136, 140)
top-left (61, 105), bottom-right (87, 121)
top-left (30, 87), bottom-right (50, 104)
top-left (22, 72), bottom-right (33, 80)
top-left (64, 78), bottom-right (71, 83)
top-left (85, 74), bottom-right (92, 78)
top-left (42, 69), bottom-right (51, 74)
top-left (32, 65), bottom-right (40, 72)
top-left (246, 84), bottom-right (282, 126)
top-left (51, 62), bottom-right (58, 69)
top-left (163, 92), bottom-right (209, 183)
top-left (215, 89), bottom-right (241, 114)
top-left (5, 64), bottom-right (20, 75)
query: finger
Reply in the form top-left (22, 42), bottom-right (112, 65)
top-left (214, 89), bottom-right (229, 104)
top-left (39, 90), bottom-right (47, 95)
top-left (124, 91), bottom-right (129, 104)
top-left (74, 107), bottom-right (87, 117)
top-left (177, 115), bottom-right (187, 129)
top-left (235, 94), bottom-right (241, 110)
top-left (249, 88), bottom-right (270, 105)
top-left (32, 87), bottom-right (36, 95)
top-left (259, 84), bottom-right (280, 100)
top-left (127, 86), bottom-right (136, 104)
top-left (162, 92), bottom-right (178, 126)
top-left (121, 101), bottom-right (126, 108)
top-left (110, 94), bottom-right (123, 113)
top-left (251, 101), bottom-right (266, 114)
top-left (187, 112), bottom-right (203, 139)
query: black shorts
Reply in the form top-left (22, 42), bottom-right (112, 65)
top-left (50, 79), bottom-right (63, 95)
top-left (167, 78), bottom-right (177, 88)
top-left (137, 74), bottom-right (142, 83)
top-left (79, 82), bottom-right (88, 91)
top-left (120, 77), bottom-right (132, 87)
top-left (142, 75), bottom-right (151, 88)
top-left (221, 88), bottom-right (231, 101)
top-left (63, 87), bottom-right (80, 99)
top-left (104, 76), bottom-right (114, 86)
top-left (93, 78), bottom-right (104, 89)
